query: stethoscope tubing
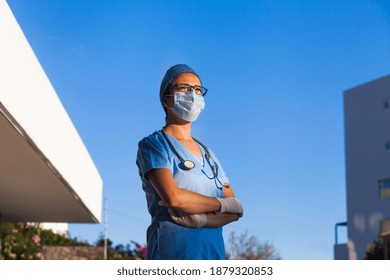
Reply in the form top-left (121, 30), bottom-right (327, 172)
top-left (161, 129), bottom-right (191, 168)
top-left (161, 129), bottom-right (228, 188)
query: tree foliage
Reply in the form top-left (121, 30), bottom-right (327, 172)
top-left (365, 237), bottom-right (390, 260)
top-left (94, 234), bottom-right (146, 260)
top-left (226, 231), bottom-right (280, 260)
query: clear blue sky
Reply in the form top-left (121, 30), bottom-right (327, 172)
top-left (6, 0), bottom-right (390, 259)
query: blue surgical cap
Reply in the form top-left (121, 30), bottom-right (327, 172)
top-left (159, 64), bottom-right (201, 109)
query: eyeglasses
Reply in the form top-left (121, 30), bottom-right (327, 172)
top-left (171, 83), bottom-right (208, 96)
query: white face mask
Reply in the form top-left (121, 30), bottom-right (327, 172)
top-left (169, 91), bottom-right (205, 122)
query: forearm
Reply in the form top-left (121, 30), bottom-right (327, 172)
top-left (169, 188), bottom-right (221, 215)
top-left (148, 168), bottom-right (221, 215)
top-left (204, 212), bottom-right (239, 228)
top-left (162, 184), bottom-right (243, 228)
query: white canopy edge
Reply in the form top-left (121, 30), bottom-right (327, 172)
top-left (0, 0), bottom-right (103, 223)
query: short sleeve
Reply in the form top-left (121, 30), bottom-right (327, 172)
top-left (136, 133), bottom-right (173, 178)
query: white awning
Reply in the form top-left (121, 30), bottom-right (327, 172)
top-left (0, 0), bottom-right (103, 223)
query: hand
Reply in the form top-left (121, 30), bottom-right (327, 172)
top-left (169, 209), bottom-right (207, 228)
top-left (216, 197), bottom-right (244, 217)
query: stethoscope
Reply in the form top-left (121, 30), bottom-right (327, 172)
top-left (161, 129), bottom-right (229, 189)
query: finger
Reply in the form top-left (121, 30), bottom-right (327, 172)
top-left (167, 207), bottom-right (175, 216)
top-left (170, 215), bottom-right (179, 223)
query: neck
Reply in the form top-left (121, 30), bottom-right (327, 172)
top-left (163, 122), bottom-right (192, 140)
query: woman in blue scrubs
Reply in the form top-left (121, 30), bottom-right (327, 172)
top-left (136, 64), bottom-right (243, 259)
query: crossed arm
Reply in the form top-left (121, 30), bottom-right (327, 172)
top-left (147, 168), bottom-right (241, 227)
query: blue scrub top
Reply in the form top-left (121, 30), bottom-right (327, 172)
top-left (136, 130), bottom-right (229, 260)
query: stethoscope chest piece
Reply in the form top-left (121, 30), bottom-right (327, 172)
top-left (183, 160), bottom-right (195, 170)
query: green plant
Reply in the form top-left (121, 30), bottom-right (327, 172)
top-left (0, 223), bottom-right (146, 260)
top-left (0, 223), bottom-right (42, 260)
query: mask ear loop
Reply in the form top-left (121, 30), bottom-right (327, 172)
top-left (165, 104), bottom-right (174, 110)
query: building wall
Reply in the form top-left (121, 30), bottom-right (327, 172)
top-left (344, 75), bottom-right (390, 259)
top-left (41, 246), bottom-right (104, 260)
top-left (39, 223), bottom-right (68, 236)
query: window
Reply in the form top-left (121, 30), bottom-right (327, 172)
top-left (379, 178), bottom-right (390, 197)
top-left (385, 100), bottom-right (389, 109)
top-left (386, 142), bottom-right (390, 150)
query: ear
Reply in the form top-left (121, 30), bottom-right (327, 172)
top-left (163, 96), bottom-right (169, 107)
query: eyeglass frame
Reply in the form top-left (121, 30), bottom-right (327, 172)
top-left (170, 83), bottom-right (208, 97)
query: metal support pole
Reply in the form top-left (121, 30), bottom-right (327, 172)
top-left (0, 213), bottom-right (2, 259)
top-left (334, 222), bottom-right (348, 245)
top-left (104, 198), bottom-right (108, 260)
